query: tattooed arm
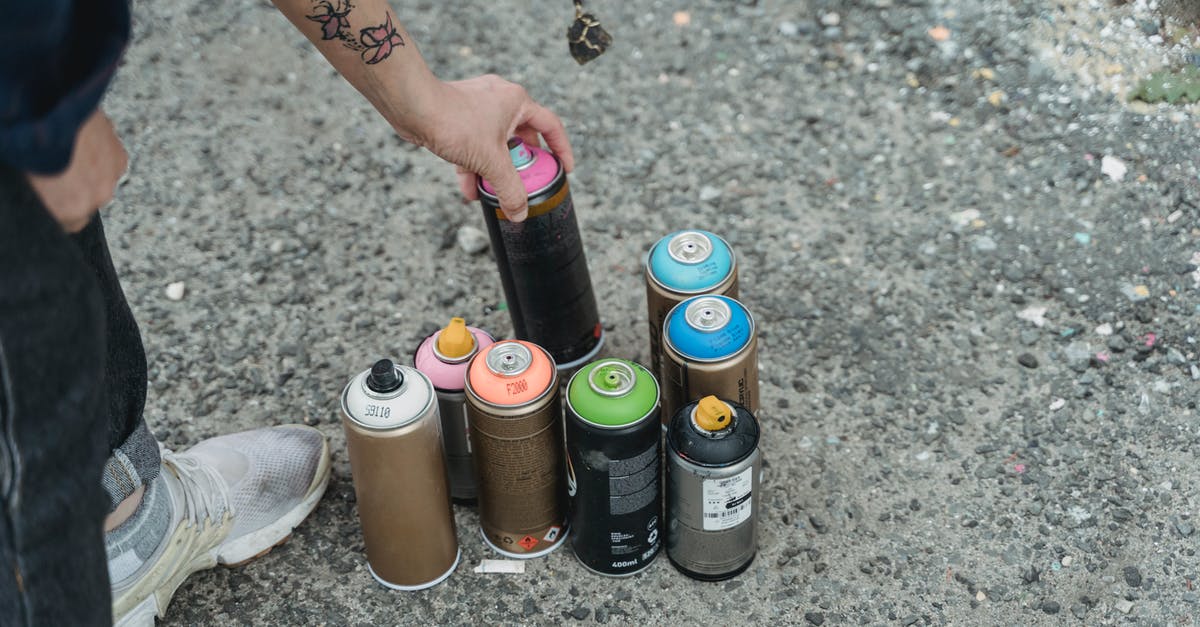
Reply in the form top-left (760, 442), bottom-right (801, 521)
top-left (272, 0), bottom-right (574, 221)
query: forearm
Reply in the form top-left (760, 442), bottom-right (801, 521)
top-left (271, 0), bottom-right (441, 144)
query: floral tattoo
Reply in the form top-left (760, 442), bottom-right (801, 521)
top-left (306, 1), bottom-right (404, 64)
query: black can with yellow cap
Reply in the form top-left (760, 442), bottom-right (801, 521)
top-left (415, 317), bottom-right (497, 504)
top-left (665, 395), bottom-right (761, 581)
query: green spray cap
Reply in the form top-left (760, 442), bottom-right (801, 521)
top-left (568, 359), bottom-right (658, 427)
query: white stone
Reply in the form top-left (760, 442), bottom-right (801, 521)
top-left (1101, 155), bottom-right (1127, 182)
top-left (456, 225), bottom-right (489, 254)
top-left (1017, 306), bottom-right (1048, 327)
top-left (1095, 323), bottom-right (1113, 336)
top-left (779, 21), bottom-right (799, 36)
top-left (821, 12), bottom-right (841, 26)
top-left (699, 186), bottom-right (723, 201)
top-left (165, 282), bottom-right (186, 301)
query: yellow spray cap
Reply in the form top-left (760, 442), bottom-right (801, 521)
top-left (436, 317), bottom-right (476, 359)
top-left (694, 395), bottom-right (732, 432)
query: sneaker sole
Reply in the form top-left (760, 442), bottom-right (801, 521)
top-left (114, 433), bottom-right (332, 626)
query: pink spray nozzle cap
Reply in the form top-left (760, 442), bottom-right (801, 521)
top-left (508, 137), bottom-right (535, 169)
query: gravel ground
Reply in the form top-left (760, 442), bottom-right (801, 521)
top-left (101, 0), bottom-right (1199, 624)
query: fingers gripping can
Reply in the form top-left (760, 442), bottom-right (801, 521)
top-left (565, 359), bottom-right (661, 576)
top-left (414, 317), bottom-right (496, 504)
top-left (644, 230), bottom-right (738, 377)
top-left (340, 359), bottom-right (459, 589)
top-left (465, 340), bottom-right (569, 557)
top-left (477, 138), bottom-right (604, 372)
top-left (666, 396), bottom-right (761, 581)
top-left (660, 295), bottom-right (759, 426)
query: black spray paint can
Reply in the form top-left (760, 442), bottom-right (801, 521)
top-left (564, 359), bottom-right (661, 576)
top-left (666, 395), bottom-right (761, 581)
top-left (477, 138), bottom-right (604, 373)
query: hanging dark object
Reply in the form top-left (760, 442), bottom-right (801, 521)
top-left (567, 0), bottom-right (611, 65)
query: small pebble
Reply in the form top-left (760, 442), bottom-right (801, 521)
top-left (1115, 599), bottom-right (1133, 614)
top-left (1042, 600), bottom-right (1060, 615)
top-left (804, 612), bottom-right (825, 625)
top-left (456, 225), bottom-right (489, 254)
top-left (779, 21), bottom-right (799, 36)
top-left (1018, 353), bottom-right (1038, 369)
top-left (165, 281), bottom-right (186, 301)
top-left (1123, 565), bottom-right (1142, 588)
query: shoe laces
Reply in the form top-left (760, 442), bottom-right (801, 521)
top-left (160, 445), bottom-right (234, 529)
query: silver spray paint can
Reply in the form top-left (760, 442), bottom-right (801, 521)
top-left (665, 395), bottom-right (761, 581)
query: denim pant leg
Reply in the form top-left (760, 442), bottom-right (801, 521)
top-left (71, 214), bottom-right (159, 510)
top-left (0, 167), bottom-right (112, 625)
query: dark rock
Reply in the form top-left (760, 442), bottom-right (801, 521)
top-left (1018, 353), bottom-right (1039, 369)
top-left (1123, 566), bottom-right (1142, 588)
top-left (804, 611), bottom-right (825, 625)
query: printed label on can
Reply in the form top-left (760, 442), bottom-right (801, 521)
top-left (702, 467), bottom-right (753, 531)
top-left (544, 526), bottom-right (561, 542)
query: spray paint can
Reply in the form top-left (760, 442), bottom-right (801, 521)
top-left (660, 295), bottom-right (759, 426)
top-left (477, 138), bottom-right (604, 372)
top-left (644, 230), bottom-right (738, 378)
top-left (564, 359), bottom-right (661, 576)
top-left (414, 317), bottom-right (496, 504)
top-left (465, 340), bottom-right (568, 557)
top-left (340, 359), bottom-right (459, 589)
top-left (666, 395), bottom-right (760, 581)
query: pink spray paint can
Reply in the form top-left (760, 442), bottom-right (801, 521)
top-left (477, 138), bottom-right (605, 374)
top-left (415, 317), bottom-right (497, 504)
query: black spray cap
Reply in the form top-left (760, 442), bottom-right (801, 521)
top-left (667, 397), bottom-right (760, 468)
top-left (366, 359), bottom-right (403, 393)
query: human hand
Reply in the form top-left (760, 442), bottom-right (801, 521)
top-left (408, 75), bottom-right (574, 222)
top-left (26, 110), bottom-right (128, 233)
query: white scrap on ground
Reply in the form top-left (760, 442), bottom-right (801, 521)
top-left (1101, 155), bottom-right (1127, 181)
top-left (473, 560), bottom-right (525, 574)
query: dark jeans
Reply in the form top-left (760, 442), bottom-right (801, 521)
top-left (0, 166), bottom-right (159, 625)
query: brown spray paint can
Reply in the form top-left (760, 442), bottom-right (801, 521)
top-left (644, 230), bottom-right (738, 380)
top-left (465, 340), bottom-right (569, 558)
top-left (660, 295), bottom-right (759, 426)
top-left (340, 359), bottom-right (459, 589)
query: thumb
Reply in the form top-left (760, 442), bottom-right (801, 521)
top-left (479, 150), bottom-right (529, 222)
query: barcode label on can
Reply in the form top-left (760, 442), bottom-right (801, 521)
top-left (702, 467), bottom-right (753, 531)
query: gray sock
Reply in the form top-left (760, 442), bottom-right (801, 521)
top-left (105, 472), bottom-right (173, 585)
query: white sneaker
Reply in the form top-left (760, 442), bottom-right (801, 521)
top-left (111, 425), bottom-right (331, 626)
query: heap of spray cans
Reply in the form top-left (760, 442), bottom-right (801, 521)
top-left (338, 137), bottom-right (762, 589)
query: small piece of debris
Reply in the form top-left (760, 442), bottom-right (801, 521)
top-left (1017, 306), bottom-right (1048, 327)
top-left (1094, 323), bottom-right (1113, 336)
top-left (672, 11), bottom-right (690, 26)
top-left (474, 559), bottom-right (526, 574)
top-left (165, 281), bottom-right (186, 301)
top-left (929, 25), bottom-right (951, 42)
top-left (1017, 353), bottom-right (1038, 369)
top-left (1115, 599), bottom-right (1134, 614)
top-left (1049, 398), bottom-right (1065, 411)
top-left (1101, 155), bottom-right (1127, 182)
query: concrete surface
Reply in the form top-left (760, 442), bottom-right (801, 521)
top-left (101, 0), bottom-right (1199, 624)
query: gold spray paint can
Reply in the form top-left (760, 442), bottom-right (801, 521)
top-left (340, 359), bottom-right (459, 589)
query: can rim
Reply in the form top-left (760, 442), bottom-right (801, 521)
top-left (464, 343), bottom-right (559, 409)
top-left (662, 297), bottom-right (756, 363)
top-left (645, 231), bottom-right (737, 295)
top-left (475, 152), bottom-right (565, 203)
top-left (564, 361), bottom-right (661, 430)
top-left (341, 364), bottom-right (435, 431)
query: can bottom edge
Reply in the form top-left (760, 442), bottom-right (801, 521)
top-left (552, 331), bottom-right (607, 372)
top-left (480, 526), bottom-right (570, 559)
top-left (572, 545), bottom-right (660, 577)
top-left (368, 549), bottom-right (461, 591)
top-left (667, 551), bottom-right (755, 582)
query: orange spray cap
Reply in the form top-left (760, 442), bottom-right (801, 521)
top-left (436, 317), bottom-right (476, 361)
top-left (693, 395), bottom-right (732, 432)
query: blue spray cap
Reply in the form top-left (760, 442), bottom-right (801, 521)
top-left (647, 230), bottom-right (735, 293)
top-left (664, 295), bottom-right (754, 361)
top-left (507, 137), bottom-right (535, 169)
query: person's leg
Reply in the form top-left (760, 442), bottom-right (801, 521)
top-left (0, 166), bottom-right (112, 625)
top-left (70, 215), bottom-right (160, 518)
